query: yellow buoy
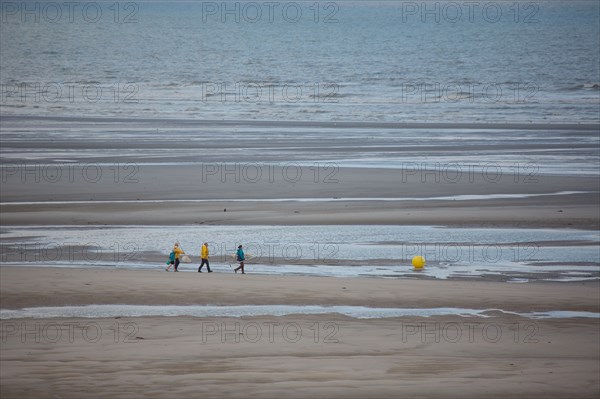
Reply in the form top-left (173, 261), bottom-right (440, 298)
top-left (412, 256), bottom-right (426, 269)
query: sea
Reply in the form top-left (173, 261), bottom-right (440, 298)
top-left (1, 0), bottom-right (599, 123)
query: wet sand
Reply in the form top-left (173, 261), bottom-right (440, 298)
top-left (2, 117), bottom-right (598, 229)
top-left (1, 164), bottom-right (598, 228)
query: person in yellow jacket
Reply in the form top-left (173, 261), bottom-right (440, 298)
top-left (166, 242), bottom-right (185, 272)
top-left (198, 242), bottom-right (212, 273)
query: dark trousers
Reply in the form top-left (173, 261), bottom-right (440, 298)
top-left (234, 262), bottom-right (244, 273)
top-left (174, 258), bottom-right (180, 271)
top-left (198, 258), bottom-right (211, 272)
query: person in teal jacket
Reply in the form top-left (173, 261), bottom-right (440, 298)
top-left (234, 245), bottom-right (245, 274)
top-left (166, 242), bottom-right (185, 272)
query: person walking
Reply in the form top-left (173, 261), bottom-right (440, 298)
top-left (198, 242), bottom-right (212, 272)
top-left (165, 250), bottom-right (175, 271)
top-left (234, 244), bottom-right (245, 274)
top-left (166, 242), bottom-right (185, 272)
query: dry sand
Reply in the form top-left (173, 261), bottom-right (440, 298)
top-left (1, 267), bottom-right (599, 398)
top-left (1, 267), bottom-right (599, 312)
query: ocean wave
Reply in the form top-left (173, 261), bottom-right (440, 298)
top-left (563, 83), bottom-right (600, 91)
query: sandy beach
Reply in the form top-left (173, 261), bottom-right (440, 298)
top-left (1, 267), bottom-right (599, 399)
top-left (1, 118), bottom-right (599, 397)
